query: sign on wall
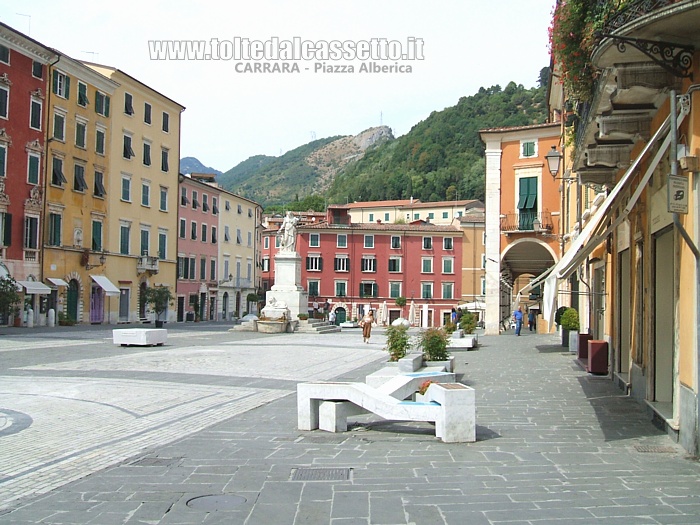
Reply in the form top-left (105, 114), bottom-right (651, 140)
top-left (667, 175), bottom-right (689, 214)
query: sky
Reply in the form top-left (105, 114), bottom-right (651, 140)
top-left (0, 0), bottom-right (554, 172)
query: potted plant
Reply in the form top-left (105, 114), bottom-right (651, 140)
top-left (385, 324), bottom-right (410, 362)
top-left (417, 327), bottom-right (453, 371)
top-left (0, 276), bottom-right (21, 327)
top-left (142, 285), bottom-right (174, 328)
top-left (459, 312), bottom-right (478, 349)
top-left (561, 308), bottom-right (580, 351)
top-left (297, 313), bottom-right (309, 321)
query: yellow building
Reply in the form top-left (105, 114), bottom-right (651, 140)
top-left (85, 63), bottom-right (185, 323)
top-left (42, 55), bottom-right (118, 324)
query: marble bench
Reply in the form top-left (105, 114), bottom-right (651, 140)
top-left (112, 328), bottom-right (167, 347)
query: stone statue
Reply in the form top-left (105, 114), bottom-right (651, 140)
top-left (277, 211), bottom-right (299, 252)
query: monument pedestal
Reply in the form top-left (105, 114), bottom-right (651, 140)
top-left (266, 251), bottom-right (308, 322)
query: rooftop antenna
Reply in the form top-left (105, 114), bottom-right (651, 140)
top-left (82, 51), bottom-right (99, 61)
top-left (16, 13), bottom-right (30, 35)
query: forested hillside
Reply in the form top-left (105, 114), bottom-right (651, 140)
top-left (326, 70), bottom-right (549, 204)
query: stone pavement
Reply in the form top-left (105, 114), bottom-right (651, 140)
top-left (1, 323), bottom-right (700, 524)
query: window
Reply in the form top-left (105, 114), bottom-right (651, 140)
top-left (247, 231), bottom-right (251, 246)
top-left (0, 144), bottom-right (5, 177)
top-left (202, 194), bottom-right (209, 212)
top-left (212, 197), bottom-right (218, 215)
top-left (143, 142), bottom-right (151, 165)
top-left (423, 237), bottom-right (432, 250)
top-left (119, 223), bottom-right (130, 255)
top-left (212, 226), bottom-right (217, 244)
top-left (482, 232), bottom-right (486, 245)
top-left (179, 218), bottom-right (186, 238)
top-left (364, 235), bottom-right (374, 248)
top-left (308, 280), bottom-right (320, 297)
top-left (422, 257), bottom-right (433, 273)
top-left (225, 200), bottom-right (230, 211)
top-left (334, 256), bottom-right (349, 272)
top-left (0, 211), bottom-right (10, 246)
top-left (30, 98), bottom-right (41, 130)
top-left (309, 233), bottom-right (320, 247)
top-left (27, 153), bottom-right (40, 185)
top-left (237, 203), bottom-right (242, 214)
top-left (414, 213), bottom-right (419, 220)
top-left (121, 176), bottom-right (132, 201)
top-left (33, 61), bottom-right (44, 79)
top-left (53, 111), bottom-right (65, 141)
top-left (0, 45), bottom-right (8, 64)
top-left (306, 255), bottom-right (322, 271)
top-left (192, 190), bottom-right (199, 209)
top-left (161, 148), bottom-right (169, 171)
top-left (162, 111), bottom-right (169, 132)
top-left (191, 221), bottom-right (197, 240)
top-left (262, 257), bottom-right (270, 272)
top-left (94, 171), bottom-right (106, 197)
top-left (481, 276), bottom-right (486, 295)
top-left (144, 102), bottom-right (151, 124)
top-left (211, 259), bottom-right (216, 281)
top-left (158, 231), bottom-right (167, 260)
top-left (248, 208), bottom-right (253, 217)
top-left (335, 281), bottom-right (347, 297)
top-left (361, 256), bottom-right (376, 272)
top-left (385, 213), bottom-right (390, 222)
top-left (73, 164), bottom-right (88, 192)
top-left (189, 257), bottom-right (195, 279)
top-left (518, 176), bottom-right (538, 229)
top-left (262, 235), bottom-right (268, 248)
top-left (521, 139), bottom-right (537, 158)
top-left (337, 234), bottom-right (347, 248)
top-left (388, 256), bottom-right (401, 272)
top-left (225, 226), bottom-right (231, 242)
top-left (421, 282), bottom-right (433, 299)
top-left (443, 237), bottom-right (453, 250)
top-left (201, 223), bottom-right (207, 243)
top-left (52, 70), bottom-right (70, 99)
top-left (389, 282), bottom-right (401, 298)
top-left (180, 187), bottom-right (189, 206)
top-left (140, 228), bottom-right (150, 255)
top-left (24, 216), bottom-right (38, 250)
top-left (123, 135), bottom-right (135, 159)
top-left (236, 228), bottom-right (242, 244)
top-left (481, 254), bottom-right (486, 269)
top-left (442, 211), bottom-right (449, 219)
top-left (200, 257), bottom-right (206, 280)
top-left (48, 213), bottom-right (62, 246)
top-left (95, 91), bottom-right (110, 117)
top-left (124, 92), bottom-right (134, 115)
top-left (359, 282), bottom-right (378, 298)
top-left (0, 85), bottom-right (8, 118)
top-left (75, 119), bottom-right (87, 148)
top-left (369, 213), bottom-right (374, 222)
top-left (443, 257), bottom-right (454, 274)
top-left (141, 182), bottom-right (150, 207)
top-left (52, 157), bottom-right (67, 186)
top-left (95, 127), bottom-right (105, 155)
top-left (442, 282), bottom-right (454, 300)
top-left (428, 212), bottom-right (434, 219)
top-left (159, 186), bottom-right (167, 211)
top-left (391, 236), bottom-right (401, 249)
top-left (92, 220), bottom-right (103, 251)
top-left (77, 81), bottom-right (88, 106)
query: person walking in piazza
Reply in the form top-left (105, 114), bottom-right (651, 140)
top-left (513, 306), bottom-right (524, 336)
top-left (528, 309), bottom-right (535, 331)
top-left (360, 310), bottom-right (374, 343)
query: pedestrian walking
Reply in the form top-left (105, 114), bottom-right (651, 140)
top-left (360, 310), bottom-right (374, 343)
top-left (528, 309), bottom-right (535, 331)
top-left (329, 309), bottom-right (336, 325)
top-left (513, 306), bottom-right (523, 336)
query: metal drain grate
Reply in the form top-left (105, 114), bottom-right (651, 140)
top-left (291, 467), bottom-right (351, 481)
top-left (634, 445), bottom-right (677, 453)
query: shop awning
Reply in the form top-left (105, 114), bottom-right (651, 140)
top-left (90, 275), bottom-right (120, 296)
top-left (541, 104), bottom-right (687, 325)
top-left (47, 277), bottom-right (69, 287)
top-left (17, 280), bottom-right (52, 295)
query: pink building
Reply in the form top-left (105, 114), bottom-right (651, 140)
top-left (262, 207), bottom-right (463, 327)
top-left (176, 174), bottom-right (221, 321)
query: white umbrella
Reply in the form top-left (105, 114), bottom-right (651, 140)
top-left (381, 300), bottom-right (388, 325)
top-left (408, 300), bottom-right (416, 326)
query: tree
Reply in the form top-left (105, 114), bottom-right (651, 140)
top-left (142, 285), bottom-right (174, 324)
top-left (395, 296), bottom-right (406, 318)
top-left (0, 276), bottom-right (21, 324)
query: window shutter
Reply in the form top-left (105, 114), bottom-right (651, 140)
top-left (104, 96), bottom-right (110, 117)
top-left (52, 70), bottom-right (58, 95)
top-left (64, 75), bottom-right (70, 99)
top-left (3, 213), bottom-right (11, 245)
top-left (306, 256), bottom-right (310, 270)
top-left (517, 178), bottom-right (529, 209)
top-left (0, 146), bottom-right (5, 177)
top-left (319, 257), bottom-right (323, 271)
top-left (372, 283), bottom-right (378, 297)
top-left (334, 258), bottom-right (339, 271)
top-left (346, 259), bottom-right (350, 272)
top-left (359, 283), bottom-right (364, 298)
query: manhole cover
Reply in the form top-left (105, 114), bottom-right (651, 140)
top-left (634, 445), bottom-right (677, 453)
top-left (291, 468), bottom-right (351, 481)
top-left (186, 494), bottom-right (247, 511)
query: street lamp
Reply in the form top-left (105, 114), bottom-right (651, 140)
top-left (545, 145), bottom-right (563, 178)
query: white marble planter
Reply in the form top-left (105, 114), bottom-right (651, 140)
top-left (256, 320), bottom-right (288, 333)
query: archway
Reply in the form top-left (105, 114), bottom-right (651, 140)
top-left (223, 292), bottom-right (229, 320)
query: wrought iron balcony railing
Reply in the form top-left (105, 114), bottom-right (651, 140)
top-left (500, 211), bottom-right (554, 234)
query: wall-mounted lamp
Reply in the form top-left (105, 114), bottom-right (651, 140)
top-left (85, 252), bottom-right (107, 270)
top-left (545, 145), bottom-right (563, 178)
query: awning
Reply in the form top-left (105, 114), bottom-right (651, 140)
top-left (47, 277), bottom-right (69, 287)
top-left (17, 280), bottom-right (52, 295)
top-left (541, 102), bottom-right (688, 325)
top-left (90, 275), bottom-right (120, 296)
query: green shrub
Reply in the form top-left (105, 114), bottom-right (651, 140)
top-left (297, 313), bottom-right (309, 320)
top-left (459, 312), bottom-right (477, 334)
top-left (444, 320), bottom-right (457, 334)
top-left (560, 308), bottom-right (580, 331)
top-left (385, 324), bottom-right (410, 361)
top-left (554, 306), bottom-right (569, 326)
top-left (417, 327), bottom-right (450, 361)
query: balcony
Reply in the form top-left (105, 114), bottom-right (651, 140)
top-left (500, 211), bottom-right (554, 234)
top-left (137, 255), bottom-right (159, 273)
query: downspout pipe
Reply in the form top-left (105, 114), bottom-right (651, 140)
top-left (670, 88), bottom-right (700, 456)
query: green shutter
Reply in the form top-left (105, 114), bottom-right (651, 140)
top-left (64, 75), bottom-right (70, 99)
top-left (52, 70), bottom-right (58, 95)
top-left (105, 95), bottom-right (110, 117)
top-left (28, 154), bottom-right (39, 183)
top-left (2, 213), bottom-right (11, 246)
top-left (0, 145), bottom-right (5, 177)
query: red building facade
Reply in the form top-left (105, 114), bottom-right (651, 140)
top-left (261, 209), bottom-right (463, 327)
